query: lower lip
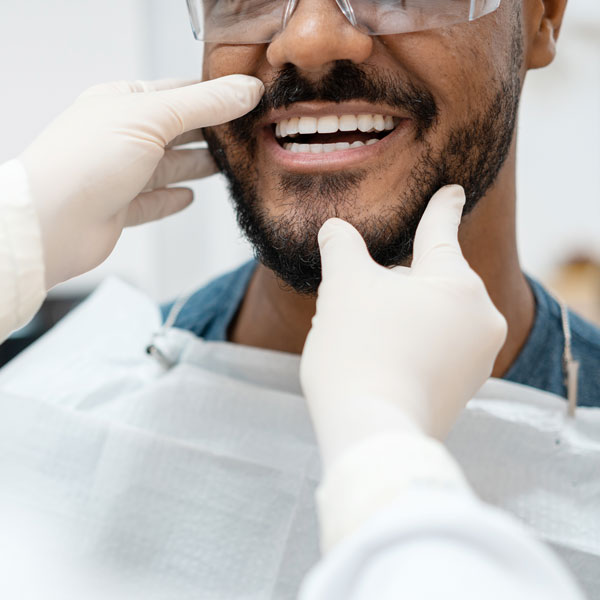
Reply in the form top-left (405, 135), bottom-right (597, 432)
top-left (261, 119), bottom-right (412, 173)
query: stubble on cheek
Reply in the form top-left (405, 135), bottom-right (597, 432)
top-left (200, 17), bottom-right (524, 296)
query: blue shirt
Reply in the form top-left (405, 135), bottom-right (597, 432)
top-left (162, 261), bottom-right (600, 407)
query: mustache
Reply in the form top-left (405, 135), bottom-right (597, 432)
top-left (229, 60), bottom-right (438, 143)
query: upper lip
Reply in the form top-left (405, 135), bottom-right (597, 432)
top-left (260, 102), bottom-right (411, 128)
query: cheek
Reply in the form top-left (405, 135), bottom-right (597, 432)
top-left (206, 122), bottom-right (260, 181)
top-left (380, 18), bottom-right (515, 124)
top-left (203, 44), bottom-right (264, 80)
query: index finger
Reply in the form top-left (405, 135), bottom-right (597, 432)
top-left (156, 74), bottom-right (265, 138)
top-left (411, 185), bottom-right (468, 276)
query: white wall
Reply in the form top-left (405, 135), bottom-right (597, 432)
top-left (517, 0), bottom-right (600, 279)
top-left (0, 1), bottom-right (148, 160)
top-left (0, 0), bottom-right (165, 299)
top-left (1, 0), bottom-right (598, 302)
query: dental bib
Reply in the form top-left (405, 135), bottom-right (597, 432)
top-left (0, 279), bottom-right (598, 599)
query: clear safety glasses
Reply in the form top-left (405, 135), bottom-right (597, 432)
top-left (186, 0), bottom-right (502, 44)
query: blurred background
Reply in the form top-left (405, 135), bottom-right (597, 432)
top-left (1, 0), bottom-right (599, 361)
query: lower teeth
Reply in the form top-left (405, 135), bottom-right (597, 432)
top-left (283, 139), bottom-right (380, 153)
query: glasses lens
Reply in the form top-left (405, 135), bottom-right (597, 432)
top-left (349, 0), bottom-right (501, 36)
top-left (187, 0), bottom-right (287, 43)
top-left (186, 0), bottom-right (502, 43)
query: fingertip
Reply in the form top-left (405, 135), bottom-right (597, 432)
top-left (226, 74), bottom-right (265, 92)
top-left (172, 186), bottom-right (194, 206)
top-left (412, 185), bottom-right (468, 270)
top-left (439, 183), bottom-right (465, 196)
top-left (421, 184), bottom-right (466, 236)
top-left (157, 75), bottom-right (265, 135)
top-left (390, 265), bottom-right (411, 276)
top-left (218, 74), bottom-right (265, 106)
top-left (317, 218), bottom-right (365, 255)
top-left (318, 217), bottom-right (351, 242)
top-left (430, 184), bottom-right (466, 211)
top-left (317, 218), bottom-right (375, 281)
top-left (498, 311), bottom-right (509, 345)
top-left (161, 187), bottom-right (195, 216)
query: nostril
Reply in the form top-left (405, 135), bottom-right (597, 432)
top-left (268, 38), bottom-right (373, 73)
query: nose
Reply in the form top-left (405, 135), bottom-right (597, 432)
top-left (266, 0), bottom-right (373, 74)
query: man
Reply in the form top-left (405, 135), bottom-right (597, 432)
top-left (168, 0), bottom-right (600, 405)
top-left (0, 1), bottom-right (597, 598)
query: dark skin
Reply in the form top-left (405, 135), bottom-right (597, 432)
top-left (202, 0), bottom-right (568, 377)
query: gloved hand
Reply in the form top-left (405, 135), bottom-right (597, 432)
top-left (300, 185), bottom-right (507, 471)
top-left (19, 75), bottom-right (264, 289)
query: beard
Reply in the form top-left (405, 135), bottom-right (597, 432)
top-left (204, 30), bottom-right (523, 295)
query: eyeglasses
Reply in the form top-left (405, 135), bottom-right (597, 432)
top-left (186, 0), bottom-right (502, 44)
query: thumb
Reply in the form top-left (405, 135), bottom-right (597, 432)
top-left (154, 74), bottom-right (264, 140)
top-left (411, 185), bottom-right (467, 275)
top-left (318, 218), bottom-right (374, 282)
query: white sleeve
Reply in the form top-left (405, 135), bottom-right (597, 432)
top-left (0, 160), bottom-right (46, 344)
top-left (300, 485), bottom-right (585, 600)
top-left (300, 433), bottom-right (585, 600)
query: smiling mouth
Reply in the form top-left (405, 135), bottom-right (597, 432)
top-left (273, 113), bottom-right (402, 154)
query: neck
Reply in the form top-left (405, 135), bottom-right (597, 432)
top-left (230, 150), bottom-right (535, 378)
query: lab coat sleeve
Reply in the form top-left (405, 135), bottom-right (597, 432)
top-left (301, 433), bottom-right (585, 600)
top-left (0, 160), bottom-right (46, 344)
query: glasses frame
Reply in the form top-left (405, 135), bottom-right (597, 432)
top-left (185, 0), bottom-right (502, 44)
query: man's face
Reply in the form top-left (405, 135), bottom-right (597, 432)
top-left (203, 0), bottom-right (524, 294)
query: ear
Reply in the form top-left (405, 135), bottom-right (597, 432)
top-left (526, 0), bottom-right (568, 70)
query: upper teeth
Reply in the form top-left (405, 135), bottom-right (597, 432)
top-left (275, 114), bottom-right (397, 138)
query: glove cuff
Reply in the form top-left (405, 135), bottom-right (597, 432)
top-left (316, 431), bottom-right (470, 553)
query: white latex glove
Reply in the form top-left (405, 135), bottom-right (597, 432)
top-left (19, 75), bottom-right (264, 289)
top-left (300, 185), bottom-right (507, 470)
